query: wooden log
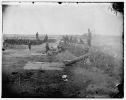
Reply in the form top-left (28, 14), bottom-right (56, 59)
top-left (64, 53), bottom-right (90, 66)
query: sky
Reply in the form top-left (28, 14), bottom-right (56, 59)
top-left (2, 2), bottom-right (123, 35)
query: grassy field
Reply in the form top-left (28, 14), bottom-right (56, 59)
top-left (2, 34), bottom-right (123, 98)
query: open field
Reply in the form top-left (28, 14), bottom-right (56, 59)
top-left (2, 34), bottom-right (123, 98)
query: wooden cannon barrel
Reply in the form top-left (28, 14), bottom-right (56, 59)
top-left (64, 53), bottom-right (90, 66)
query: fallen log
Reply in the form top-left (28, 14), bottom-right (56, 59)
top-left (64, 53), bottom-right (90, 66)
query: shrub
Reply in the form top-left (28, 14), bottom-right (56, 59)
top-left (66, 43), bottom-right (120, 76)
top-left (4, 38), bottom-right (56, 45)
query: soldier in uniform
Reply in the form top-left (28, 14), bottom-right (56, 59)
top-left (79, 39), bottom-right (84, 44)
top-left (44, 34), bottom-right (48, 42)
top-left (28, 40), bottom-right (31, 50)
top-left (57, 40), bottom-right (66, 52)
top-left (87, 29), bottom-right (92, 47)
top-left (36, 32), bottom-right (39, 41)
top-left (45, 42), bottom-right (50, 53)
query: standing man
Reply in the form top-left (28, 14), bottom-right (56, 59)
top-left (44, 34), bottom-right (48, 42)
top-left (87, 29), bottom-right (92, 47)
top-left (36, 32), bottom-right (39, 41)
top-left (85, 29), bottom-right (92, 66)
top-left (46, 34), bottom-right (48, 41)
top-left (28, 40), bottom-right (31, 50)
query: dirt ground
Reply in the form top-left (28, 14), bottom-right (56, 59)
top-left (2, 37), bottom-right (123, 98)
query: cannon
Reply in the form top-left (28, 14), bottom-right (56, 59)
top-left (63, 53), bottom-right (89, 66)
top-left (24, 53), bottom-right (90, 70)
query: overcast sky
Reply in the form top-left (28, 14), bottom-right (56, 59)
top-left (3, 2), bottom-right (123, 35)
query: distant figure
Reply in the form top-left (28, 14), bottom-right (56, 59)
top-left (79, 39), bottom-right (84, 44)
top-left (36, 32), bottom-right (39, 41)
top-left (61, 35), bottom-right (69, 44)
top-left (87, 29), bottom-right (92, 47)
top-left (45, 42), bottom-right (50, 53)
top-left (28, 41), bottom-right (31, 50)
top-left (44, 34), bottom-right (48, 42)
top-left (57, 41), bottom-right (66, 52)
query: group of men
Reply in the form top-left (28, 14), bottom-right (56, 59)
top-left (60, 29), bottom-right (92, 46)
top-left (44, 29), bottom-right (92, 54)
top-left (28, 32), bottom-right (49, 50)
top-left (28, 29), bottom-right (92, 54)
top-left (45, 41), bottom-right (66, 55)
top-left (36, 32), bottom-right (48, 42)
top-left (62, 35), bottom-right (78, 44)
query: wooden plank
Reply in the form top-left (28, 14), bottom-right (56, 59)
top-left (24, 61), bottom-right (65, 70)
